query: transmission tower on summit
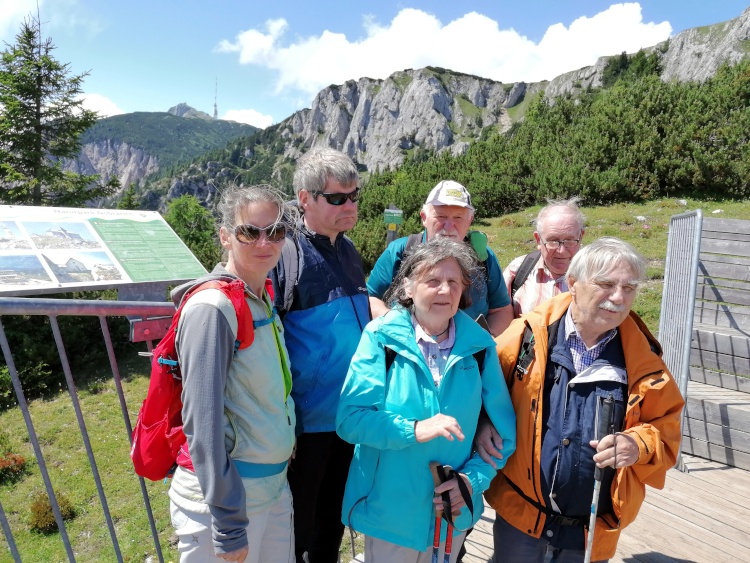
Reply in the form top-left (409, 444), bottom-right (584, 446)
top-left (213, 78), bottom-right (218, 119)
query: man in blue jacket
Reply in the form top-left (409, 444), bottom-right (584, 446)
top-left (271, 147), bottom-right (370, 563)
top-left (367, 180), bottom-right (513, 337)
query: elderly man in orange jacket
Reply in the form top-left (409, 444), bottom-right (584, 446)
top-left (477, 237), bottom-right (684, 562)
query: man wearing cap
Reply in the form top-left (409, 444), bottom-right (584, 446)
top-left (368, 180), bottom-right (514, 337)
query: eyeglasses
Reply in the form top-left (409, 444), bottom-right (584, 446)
top-left (311, 188), bottom-right (359, 206)
top-left (541, 239), bottom-right (581, 250)
top-left (233, 222), bottom-right (287, 244)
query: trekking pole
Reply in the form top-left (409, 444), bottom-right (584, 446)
top-left (584, 396), bottom-right (614, 563)
top-left (429, 462), bottom-right (445, 563)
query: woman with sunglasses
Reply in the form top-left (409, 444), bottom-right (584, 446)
top-left (168, 184), bottom-right (298, 563)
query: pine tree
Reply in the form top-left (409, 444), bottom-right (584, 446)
top-left (164, 195), bottom-right (222, 269)
top-left (116, 184), bottom-right (139, 209)
top-left (0, 14), bottom-right (119, 206)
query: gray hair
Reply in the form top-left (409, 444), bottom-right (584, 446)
top-left (567, 237), bottom-right (645, 285)
top-left (218, 184), bottom-right (300, 230)
top-left (536, 196), bottom-right (585, 235)
top-left (384, 237), bottom-right (480, 311)
top-left (293, 147), bottom-right (359, 197)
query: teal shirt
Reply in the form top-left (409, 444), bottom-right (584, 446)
top-left (366, 233), bottom-right (511, 319)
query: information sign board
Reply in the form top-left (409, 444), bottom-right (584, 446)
top-left (383, 209), bottom-right (404, 225)
top-left (0, 205), bottom-right (207, 296)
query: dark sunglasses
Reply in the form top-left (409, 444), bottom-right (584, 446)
top-left (311, 188), bottom-right (359, 206)
top-left (233, 222), bottom-right (287, 244)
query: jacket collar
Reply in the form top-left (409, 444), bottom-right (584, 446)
top-left (526, 293), bottom-right (667, 383)
top-left (375, 307), bottom-right (496, 362)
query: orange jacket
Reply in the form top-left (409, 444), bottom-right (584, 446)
top-left (484, 293), bottom-right (684, 561)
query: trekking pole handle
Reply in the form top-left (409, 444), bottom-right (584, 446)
top-left (594, 396), bottom-right (614, 481)
top-left (429, 461), bottom-right (445, 519)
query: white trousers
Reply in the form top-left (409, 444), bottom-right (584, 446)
top-left (170, 484), bottom-right (294, 563)
top-left (364, 531), bottom-right (466, 563)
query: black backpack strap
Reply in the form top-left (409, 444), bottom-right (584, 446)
top-left (404, 232), bottom-right (423, 255)
top-left (473, 349), bottom-right (486, 374)
top-left (511, 250), bottom-right (541, 298)
top-left (511, 326), bottom-right (535, 386)
top-left (280, 236), bottom-right (300, 313)
top-left (384, 346), bottom-right (397, 373)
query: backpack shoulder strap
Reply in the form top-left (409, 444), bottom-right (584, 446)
top-left (473, 349), bottom-right (486, 374)
top-left (405, 233), bottom-right (423, 255)
top-left (511, 250), bottom-right (541, 298)
top-left (510, 325), bottom-right (535, 388)
top-left (186, 279), bottom-right (255, 351)
top-left (280, 236), bottom-right (300, 312)
top-left (384, 346), bottom-right (397, 373)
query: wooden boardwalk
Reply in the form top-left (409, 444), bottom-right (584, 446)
top-left (462, 455), bottom-right (750, 563)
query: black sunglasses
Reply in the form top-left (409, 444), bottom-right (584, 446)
top-left (311, 188), bottom-right (359, 206)
top-left (233, 222), bottom-right (287, 244)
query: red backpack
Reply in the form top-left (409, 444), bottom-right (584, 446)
top-left (130, 278), bottom-right (259, 481)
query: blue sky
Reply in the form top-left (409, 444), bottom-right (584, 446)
top-left (1, 1), bottom-right (747, 128)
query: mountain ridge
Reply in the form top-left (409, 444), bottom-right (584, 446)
top-left (69, 7), bottom-right (750, 209)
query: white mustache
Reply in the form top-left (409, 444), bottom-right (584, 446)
top-left (436, 230), bottom-right (459, 238)
top-left (599, 300), bottom-right (626, 313)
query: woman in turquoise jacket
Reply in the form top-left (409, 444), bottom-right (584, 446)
top-left (336, 237), bottom-right (516, 562)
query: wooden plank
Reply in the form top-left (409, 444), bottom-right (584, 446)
top-left (684, 417), bottom-right (750, 454)
top-left (700, 253), bottom-right (750, 268)
top-left (701, 231), bottom-right (750, 244)
top-left (697, 259), bottom-right (750, 284)
top-left (690, 347), bottom-right (750, 377)
top-left (684, 397), bottom-right (750, 431)
top-left (615, 504), bottom-right (740, 563)
top-left (689, 366), bottom-right (750, 393)
top-left (694, 302), bottom-right (750, 330)
top-left (645, 486), bottom-right (750, 549)
top-left (701, 237), bottom-right (750, 259)
top-left (696, 284), bottom-right (750, 307)
top-left (674, 456), bottom-right (750, 499)
top-left (698, 277), bottom-right (750, 293)
top-left (702, 217), bottom-right (750, 236)
top-left (692, 328), bottom-right (750, 360)
top-left (682, 437), bottom-right (750, 470)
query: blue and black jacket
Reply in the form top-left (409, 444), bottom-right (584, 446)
top-left (271, 223), bottom-right (370, 434)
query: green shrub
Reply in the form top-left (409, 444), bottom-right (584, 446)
top-left (29, 490), bottom-right (76, 533)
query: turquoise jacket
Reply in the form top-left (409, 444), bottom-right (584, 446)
top-left (336, 308), bottom-right (517, 551)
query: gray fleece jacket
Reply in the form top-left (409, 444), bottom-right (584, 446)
top-left (167, 265), bottom-right (296, 555)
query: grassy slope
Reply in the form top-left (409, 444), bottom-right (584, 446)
top-left (1, 198), bottom-right (748, 562)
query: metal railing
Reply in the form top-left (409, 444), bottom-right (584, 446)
top-left (0, 297), bottom-right (175, 563)
top-left (658, 209), bottom-right (703, 471)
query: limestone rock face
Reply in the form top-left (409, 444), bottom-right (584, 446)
top-left (660, 7), bottom-right (750, 82)
top-left (63, 139), bottom-right (159, 191)
top-left (278, 68), bottom-right (515, 172)
top-left (544, 7), bottom-right (750, 100)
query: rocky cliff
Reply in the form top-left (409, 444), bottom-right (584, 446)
top-left (545, 6), bottom-right (750, 99)
top-left (75, 8), bottom-right (750, 208)
top-left (67, 139), bottom-right (159, 190)
top-left (278, 68), bottom-right (522, 172)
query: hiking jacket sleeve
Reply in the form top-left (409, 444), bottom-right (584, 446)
top-left (177, 300), bottom-right (249, 554)
top-left (366, 236), bottom-right (408, 300)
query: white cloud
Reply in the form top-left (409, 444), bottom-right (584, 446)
top-left (0, 0), bottom-right (41, 41)
top-left (222, 108), bottom-right (275, 128)
top-left (78, 93), bottom-right (124, 117)
top-left (218, 2), bottom-right (672, 101)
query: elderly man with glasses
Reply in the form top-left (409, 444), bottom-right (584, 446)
top-left (504, 198), bottom-right (585, 318)
top-left (271, 147), bottom-right (371, 563)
